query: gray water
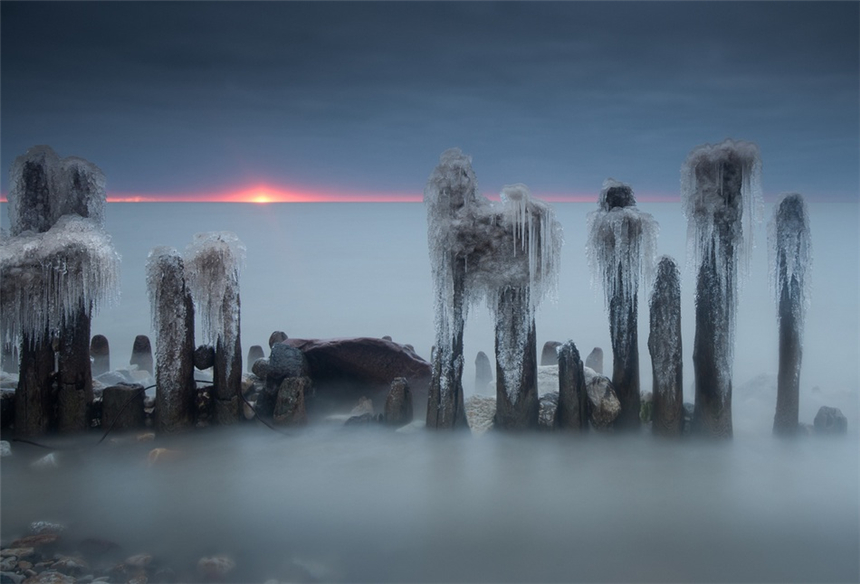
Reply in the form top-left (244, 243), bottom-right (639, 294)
top-left (2, 422), bottom-right (858, 583)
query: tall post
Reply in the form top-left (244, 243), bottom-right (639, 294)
top-left (147, 248), bottom-right (196, 433)
top-left (427, 255), bottom-right (467, 429)
top-left (14, 330), bottom-right (55, 437)
top-left (587, 180), bottom-right (657, 430)
top-left (556, 340), bottom-right (588, 432)
top-left (770, 194), bottom-right (811, 436)
top-left (648, 256), bottom-right (683, 437)
top-left (493, 286), bottom-right (538, 430)
top-left (212, 287), bottom-right (242, 425)
top-left (683, 140), bottom-right (761, 439)
top-left (56, 300), bottom-right (94, 432)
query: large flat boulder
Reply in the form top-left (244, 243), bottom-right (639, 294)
top-left (284, 337), bottom-right (431, 412)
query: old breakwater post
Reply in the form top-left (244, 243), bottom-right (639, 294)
top-left (682, 140), bottom-right (762, 439)
top-left (147, 247), bottom-right (197, 432)
top-left (648, 256), bottom-right (683, 436)
top-left (185, 232), bottom-right (246, 425)
top-left (769, 193), bottom-right (812, 437)
top-left (587, 179), bottom-right (658, 430)
top-left (423, 149), bottom-right (479, 429)
top-left (1, 145), bottom-right (120, 436)
top-left (424, 148), bottom-right (563, 431)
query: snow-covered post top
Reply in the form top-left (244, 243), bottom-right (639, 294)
top-left (183, 232), bottom-right (246, 347)
top-left (768, 193), bottom-right (811, 327)
top-left (0, 216), bottom-right (120, 345)
top-left (497, 183), bottom-right (563, 311)
top-left (8, 145), bottom-right (106, 236)
top-left (681, 139), bottom-right (763, 278)
top-left (586, 178), bottom-right (659, 311)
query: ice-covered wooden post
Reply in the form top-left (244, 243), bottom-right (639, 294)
top-left (1, 146), bottom-right (119, 435)
top-left (769, 194), bottom-right (811, 437)
top-left (648, 256), bottom-right (683, 436)
top-left (556, 340), bottom-right (588, 431)
top-left (587, 179), bottom-right (658, 430)
top-left (682, 140), bottom-right (762, 439)
top-left (147, 247), bottom-right (196, 432)
top-left (185, 232), bottom-right (245, 425)
top-left (492, 185), bottom-right (562, 430)
top-left (424, 149), bottom-right (480, 429)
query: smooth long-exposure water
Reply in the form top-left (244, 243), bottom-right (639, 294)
top-left (2, 420), bottom-right (858, 583)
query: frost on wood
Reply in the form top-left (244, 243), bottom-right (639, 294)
top-left (768, 193), bottom-right (811, 436)
top-left (648, 255), bottom-right (683, 436)
top-left (768, 193), bottom-right (811, 329)
top-left (586, 179), bottom-right (657, 428)
top-left (1, 216), bottom-right (121, 345)
top-left (8, 145), bottom-right (106, 236)
top-left (682, 139), bottom-right (763, 298)
top-left (681, 139), bottom-right (761, 438)
top-left (146, 247), bottom-right (196, 432)
top-left (184, 232), bottom-right (244, 422)
top-left (184, 232), bottom-right (245, 373)
top-left (424, 149), bottom-right (562, 428)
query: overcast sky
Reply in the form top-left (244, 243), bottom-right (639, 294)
top-left (1, 1), bottom-right (858, 201)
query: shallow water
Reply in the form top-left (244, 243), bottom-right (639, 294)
top-left (2, 422), bottom-right (858, 583)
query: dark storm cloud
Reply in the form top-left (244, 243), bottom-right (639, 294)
top-left (1, 1), bottom-right (857, 198)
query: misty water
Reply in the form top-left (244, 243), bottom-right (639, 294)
top-left (2, 201), bottom-right (858, 582)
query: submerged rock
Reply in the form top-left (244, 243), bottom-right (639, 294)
top-left (813, 406), bottom-right (847, 435)
top-left (197, 555), bottom-right (235, 581)
top-left (540, 341), bottom-right (562, 366)
top-left (272, 377), bottom-right (309, 426)
top-left (538, 392), bottom-right (559, 430)
top-left (383, 377), bottom-right (413, 427)
top-left (584, 367), bottom-right (620, 430)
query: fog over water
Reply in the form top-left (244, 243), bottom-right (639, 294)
top-left (1, 200), bottom-right (858, 582)
top-left (4, 201), bottom-right (852, 430)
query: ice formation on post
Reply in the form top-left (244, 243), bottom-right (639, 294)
top-left (2, 146), bottom-right (119, 435)
top-left (681, 139), bottom-right (762, 438)
top-left (184, 232), bottom-right (245, 424)
top-left (424, 149), bottom-right (562, 430)
top-left (768, 193), bottom-right (811, 436)
top-left (424, 148), bottom-right (484, 429)
top-left (586, 179), bottom-right (658, 429)
top-left (648, 255), bottom-right (683, 437)
top-left (146, 247), bottom-right (196, 432)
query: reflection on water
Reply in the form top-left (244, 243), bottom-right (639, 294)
top-left (2, 424), bottom-right (857, 583)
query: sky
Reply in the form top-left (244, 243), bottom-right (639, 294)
top-left (1, 1), bottom-right (858, 203)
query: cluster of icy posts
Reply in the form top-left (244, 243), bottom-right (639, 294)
top-left (0, 141), bottom-right (818, 440)
top-left (424, 144), bottom-right (815, 439)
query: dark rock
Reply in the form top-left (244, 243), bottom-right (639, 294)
top-left (268, 331), bottom-right (288, 348)
top-left (538, 392), bottom-right (559, 430)
top-left (21, 572), bottom-right (75, 584)
top-left (246, 345), bottom-right (264, 371)
top-left (89, 335), bottom-right (110, 377)
top-left (383, 377), bottom-right (413, 427)
top-left (813, 406), bottom-right (847, 435)
top-left (284, 337), bottom-right (431, 409)
top-left (584, 370), bottom-right (620, 430)
top-left (585, 347), bottom-right (604, 375)
top-left (382, 336), bottom-right (392, 342)
top-left (1, 570), bottom-right (24, 584)
top-left (272, 377), bottom-right (309, 426)
top-left (474, 351), bottom-right (493, 392)
top-left (540, 341), bottom-right (562, 366)
top-left (268, 343), bottom-right (309, 380)
top-left (251, 358), bottom-right (269, 379)
top-left (101, 384), bottom-right (145, 432)
top-left (129, 336), bottom-right (153, 374)
top-left (193, 345), bottom-right (215, 370)
top-left (345, 413), bottom-right (382, 426)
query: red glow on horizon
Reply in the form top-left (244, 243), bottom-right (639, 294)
top-left (0, 187), bottom-right (702, 205)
